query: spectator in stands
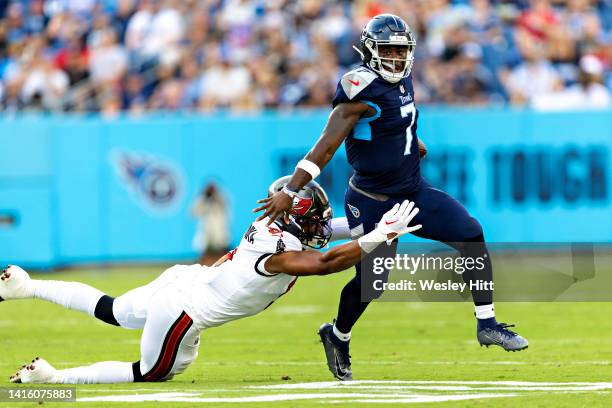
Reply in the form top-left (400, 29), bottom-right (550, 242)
top-left (178, 57), bottom-right (203, 109)
top-left (121, 72), bottom-right (147, 112)
top-left (21, 49), bottom-right (69, 111)
top-left (0, 0), bottom-right (609, 112)
top-left (501, 29), bottom-right (562, 105)
top-left (532, 54), bottom-right (611, 110)
top-left (89, 28), bottom-right (127, 86)
top-left (451, 42), bottom-right (498, 104)
top-left (111, 0), bottom-right (136, 43)
top-left (199, 45), bottom-right (253, 111)
top-left (55, 35), bottom-right (89, 86)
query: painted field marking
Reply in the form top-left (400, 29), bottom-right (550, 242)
top-left (76, 380), bottom-right (612, 404)
top-left (252, 380), bottom-right (612, 388)
top-left (326, 394), bottom-right (515, 404)
top-left (413, 361), bottom-right (612, 366)
top-left (78, 392), bottom-right (515, 403)
top-left (227, 360), bottom-right (612, 367)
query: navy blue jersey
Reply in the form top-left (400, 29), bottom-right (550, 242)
top-left (333, 66), bottom-right (421, 195)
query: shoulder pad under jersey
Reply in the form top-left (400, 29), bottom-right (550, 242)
top-left (340, 67), bottom-right (378, 100)
top-left (243, 220), bottom-right (303, 255)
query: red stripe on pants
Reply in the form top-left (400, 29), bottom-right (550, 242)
top-left (144, 312), bottom-right (192, 381)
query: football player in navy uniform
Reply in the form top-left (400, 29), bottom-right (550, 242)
top-left (254, 14), bottom-right (528, 381)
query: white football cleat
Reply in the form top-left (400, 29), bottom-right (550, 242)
top-left (0, 265), bottom-right (34, 301)
top-left (10, 358), bottom-right (58, 384)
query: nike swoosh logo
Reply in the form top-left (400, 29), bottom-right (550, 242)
top-left (385, 221), bottom-right (395, 225)
top-left (348, 79), bottom-right (360, 86)
top-left (334, 353), bottom-right (346, 375)
top-left (484, 332), bottom-right (504, 345)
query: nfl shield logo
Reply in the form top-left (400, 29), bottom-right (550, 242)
top-left (400, 84), bottom-right (405, 94)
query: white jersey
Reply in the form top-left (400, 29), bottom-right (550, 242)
top-left (179, 219), bottom-right (303, 329)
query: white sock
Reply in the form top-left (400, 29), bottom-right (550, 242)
top-left (33, 280), bottom-right (105, 318)
top-left (56, 362), bottom-right (134, 384)
top-left (332, 323), bottom-right (351, 342)
top-left (475, 304), bottom-right (495, 319)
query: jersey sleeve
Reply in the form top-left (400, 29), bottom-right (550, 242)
top-left (242, 220), bottom-right (303, 276)
top-left (330, 217), bottom-right (351, 242)
top-left (332, 67), bottom-right (379, 107)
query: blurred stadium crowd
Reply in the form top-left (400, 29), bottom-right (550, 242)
top-left (0, 0), bottom-right (610, 114)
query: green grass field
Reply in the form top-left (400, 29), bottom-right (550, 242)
top-left (2, 266), bottom-right (612, 407)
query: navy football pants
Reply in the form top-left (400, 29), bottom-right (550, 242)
top-left (335, 179), bottom-right (492, 333)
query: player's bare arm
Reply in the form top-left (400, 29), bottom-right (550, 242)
top-left (265, 200), bottom-right (421, 277)
top-left (253, 102), bottom-right (374, 225)
top-left (302, 102), bottom-right (376, 176)
top-left (265, 241), bottom-right (363, 277)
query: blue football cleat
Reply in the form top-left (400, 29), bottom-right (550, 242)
top-left (318, 323), bottom-right (352, 381)
top-left (478, 322), bottom-right (528, 351)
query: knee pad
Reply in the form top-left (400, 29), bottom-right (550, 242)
top-left (112, 292), bottom-right (149, 329)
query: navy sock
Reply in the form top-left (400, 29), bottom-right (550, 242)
top-left (329, 328), bottom-right (350, 353)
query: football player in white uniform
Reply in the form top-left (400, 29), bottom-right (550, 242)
top-left (1, 177), bottom-right (421, 384)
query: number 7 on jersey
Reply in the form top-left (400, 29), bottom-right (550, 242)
top-left (400, 103), bottom-right (416, 156)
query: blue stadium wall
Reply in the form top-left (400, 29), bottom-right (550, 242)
top-left (1, 109), bottom-right (611, 268)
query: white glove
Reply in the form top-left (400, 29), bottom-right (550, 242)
top-left (358, 200), bottom-right (421, 253)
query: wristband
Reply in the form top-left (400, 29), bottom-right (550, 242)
top-left (296, 160), bottom-right (321, 179)
top-left (357, 229), bottom-right (388, 254)
top-left (281, 185), bottom-right (299, 199)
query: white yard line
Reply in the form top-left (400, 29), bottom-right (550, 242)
top-left (250, 360), bottom-right (612, 366)
top-left (326, 394), bottom-right (516, 404)
top-left (1, 360), bottom-right (610, 367)
top-left (78, 392), bottom-right (516, 403)
top-left (252, 380), bottom-right (612, 389)
top-left (414, 361), bottom-right (612, 366)
top-left (75, 380), bottom-right (612, 404)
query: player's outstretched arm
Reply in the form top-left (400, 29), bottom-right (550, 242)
top-left (254, 102), bottom-right (373, 225)
top-left (265, 242), bottom-right (361, 276)
top-left (265, 201), bottom-right (422, 276)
